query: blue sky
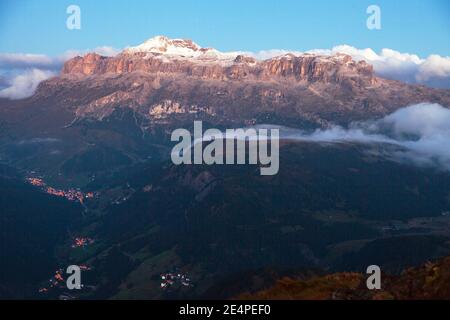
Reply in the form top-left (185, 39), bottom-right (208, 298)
top-left (0, 0), bottom-right (449, 57)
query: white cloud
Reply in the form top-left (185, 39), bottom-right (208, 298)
top-left (0, 46), bottom-right (120, 70)
top-left (274, 103), bottom-right (450, 171)
top-left (0, 47), bottom-right (119, 99)
top-left (416, 54), bottom-right (450, 88)
top-left (0, 68), bottom-right (55, 99)
top-left (1, 43), bottom-right (449, 100)
top-left (0, 53), bottom-right (62, 69)
top-left (247, 45), bottom-right (450, 88)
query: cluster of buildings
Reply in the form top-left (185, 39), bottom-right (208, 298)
top-left (39, 268), bottom-right (66, 293)
top-left (38, 264), bottom-right (92, 297)
top-left (71, 237), bottom-right (95, 248)
top-left (160, 271), bottom-right (192, 289)
top-left (26, 176), bottom-right (95, 204)
top-left (79, 264), bottom-right (91, 271)
top-left (27, 177), bottom-right (46, 187)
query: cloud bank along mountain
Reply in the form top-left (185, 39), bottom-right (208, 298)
top-left (0, 47), bottom-right (120, 99)
top-left (274, 103), bottom-right (450, 171)
top-left (306, 46), bottom-right (450, 89)
top-left (1, 36), bottom-right (450, 99)
top-left (0, 68), bottom-right (55, 99)
top-left (253, 46), bottom-right (450, 89)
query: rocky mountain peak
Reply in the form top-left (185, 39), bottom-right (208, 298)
top-left (61, 35), bottom-right (377, 87)
top-left (123, 35), bottom-right (206, 57)
top-left (41, 36), bottom-right (450, 126)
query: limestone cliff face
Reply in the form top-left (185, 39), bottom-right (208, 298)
top-left (61, 50), bottom-right (375, 87)
top-left (259, 54), bottom-right (375, 85)
top-left (62, 53), bottom-right (108, 75)
top-left (35, 36), bottom-right (450, 126)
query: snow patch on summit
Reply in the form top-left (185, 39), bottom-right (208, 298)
top-left (123, 35), bottom-right (242, 62)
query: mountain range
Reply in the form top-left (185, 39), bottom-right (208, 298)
top-left (30, 35), bottom-right (450, 128)
top-left (1, 36), bottom-right (450, 299)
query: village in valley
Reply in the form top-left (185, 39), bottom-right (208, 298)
top-left (71, 236), bottom-right (95, 248)
top-left (26, 174), bottom-right (197, 299)
top-left (37, 236), bottom-right (97, 300)
top-left (38, 263), bottom-right (95, 300)
top-left (26, 176), bottom-right (95, 204)
top-left (25, 175), bottom-right (101, 299)
top-left (160, 269), bottom-right (193, 289)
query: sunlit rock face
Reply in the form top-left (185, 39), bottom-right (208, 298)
top-left (33, 36), bottom-right (450, 126)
